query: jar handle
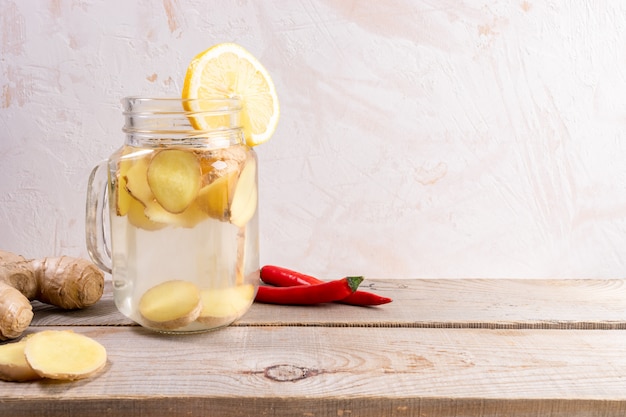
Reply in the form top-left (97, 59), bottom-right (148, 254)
top-left (85, 161), bottom-right (112, 274)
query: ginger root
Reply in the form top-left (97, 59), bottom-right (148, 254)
top-left (0, 251), bottom-right (104, 341)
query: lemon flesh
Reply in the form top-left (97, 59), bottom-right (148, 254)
top-left (182, 43), bottom-right (280, 147)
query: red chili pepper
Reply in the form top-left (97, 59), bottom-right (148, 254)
top-left (260, 265), bottom-right (320, 286)
top-left (255, 276), bottom-right (363, 305)
top-left (260, 265), bottom-right (392, 306)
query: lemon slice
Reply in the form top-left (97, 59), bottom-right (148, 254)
top-left (182, 43), bottom-right (280, 147)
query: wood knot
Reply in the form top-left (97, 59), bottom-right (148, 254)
top-left (264, 364), bottom-right (316, 382)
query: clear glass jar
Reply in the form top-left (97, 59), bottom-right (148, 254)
top-left (86, 97), bottom-right (259, 333)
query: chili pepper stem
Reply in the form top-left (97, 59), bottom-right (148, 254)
top-left (346, 276), bottom-right (364, 292)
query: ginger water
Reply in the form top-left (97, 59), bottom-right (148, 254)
top-left (86, 43), bottom-right (279, 334)
top-left (107, 142), bottom-right (259, 333)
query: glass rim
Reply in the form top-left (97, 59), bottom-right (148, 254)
top-left (121, 96), bottom-right (242, 112)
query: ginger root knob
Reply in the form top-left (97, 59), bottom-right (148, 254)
top-left (0, 251), bottom-right (105, 340)
top-left (32, 256), bottom-right (104, 310)
top-left (0, 282), bottom-right (34, 341)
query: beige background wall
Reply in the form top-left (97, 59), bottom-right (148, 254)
top-left (1, 1), bottom-right (625, 279)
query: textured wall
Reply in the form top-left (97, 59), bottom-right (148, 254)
top-left (1, 0), bottom-right (625, 279)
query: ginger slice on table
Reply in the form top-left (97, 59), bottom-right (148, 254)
top-left (24, 330), bottom-right (107, 381)
top-left (0, 336), bottom-right (41, 382)
top-left (138, 280), bottom-right (202, 330)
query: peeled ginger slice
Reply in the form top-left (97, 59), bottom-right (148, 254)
top-left (229, 158), bottom-right (257, 227)
top-left (147, 150), bottom-right (201, 214)
top-left (197, 285), bottom-right (254, 327)
top-left (196, 171), bottom-right (236, 220)
top-left (24, 330), bottom-right (107, 381)
top-left (0, 336), bottom-right (41, 382)
top-left (139, 280), bottom-right (202, 330)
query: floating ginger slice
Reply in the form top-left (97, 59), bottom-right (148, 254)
top-left (117, 175), bottom-right (132, 216)
top-left (229, 157), bottom-right (257, 227)
top-left (196, 171), bottom-right (236, 220)
top-left (124, 153), bottom-right (153, 206)
top-left (196, 146), bottom-right (247, 186)
top-left (115, 146), bottom-right (142, 216)
top-left (124, 149), bottom-right (206, 229)
top-left (127, 198), bottom-right (166, 231)
top-left (144, 201), bottom-right (208, 228)
top-left (147, 150), bottom-right (201, 214)
top-left (195, 147), bottom-right (246, 221)
top-left (122, 153), bottom-right (166, 230)
top-left (197, 285), bottom-right (255, 327)
top-left (24, 330), bottom-right (107, 381)
top-left (0, 336), bottom-right (41, 382)
top-left (138, 280), bottom-right (202, 330)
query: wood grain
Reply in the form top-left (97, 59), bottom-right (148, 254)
top-left (2, 325), bottom-right (626, 416)
top-left (5, 279), bottom-right (626, 416)
top-left (31, 279), bottom-right (626, 329)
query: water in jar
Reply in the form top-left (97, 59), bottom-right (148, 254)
top-left (107, 144), bottom-right (259, 332)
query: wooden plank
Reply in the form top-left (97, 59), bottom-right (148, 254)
top-left (32, 279), bottom-right (626, 329)
top-left (2, 397), bottom-right (624, 417)
top-left (31, 280), bottom-right (134, 326)
top-left (1, 326), bottom-right (626, 417)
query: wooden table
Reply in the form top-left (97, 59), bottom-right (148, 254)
top-left (2, 279), bottom-right (626, 416)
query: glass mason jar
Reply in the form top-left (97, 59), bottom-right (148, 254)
top-left (86, 97), bottom-right (259, 333)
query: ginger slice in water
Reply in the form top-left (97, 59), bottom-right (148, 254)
top-left (138, 280), bottom-right (202, 330)
top-left (147, 150), bottom-right (201, 214)
top-left (116, 164), bottom-right (132, 216)
top-left (195, 147), bottom-right (246, 221)
top-left (124, 149), bottom-right (207, 228)
top-left (115, 146), bottom-right (142, 216)
top-left (122, 151), bottom-right (170, 230)
top-left (0, 336), bottom-right (41, 382)
top-left (196, 171), bottom-right (236, 220)
top-left (196, 146), bottom-right (247, 185)
top-left (144, 200), bottom-right (208, 228)
top-left (123, 153), bottom-right (171, 231)
top-left (24, 330), bottom-right (107, 381)
top-left (127, 198), bottom-right (166, 231)
top-left (229, 158), bottom-right (257, 227)
top-left (123, 152), bottom-right (154, 207)
top-left (197, 285), bottom-right (255, 326)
